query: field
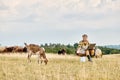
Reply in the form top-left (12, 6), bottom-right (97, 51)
top-left (0, 53), bottom-right (120, 80)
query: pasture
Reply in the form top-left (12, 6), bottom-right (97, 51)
top-left (0, 53), bottom-right (120, 80)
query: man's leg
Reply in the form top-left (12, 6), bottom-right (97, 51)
top-left (86, 50), bottom-right (92, 62)
top-left (76, 53), bottom-right (86, 57)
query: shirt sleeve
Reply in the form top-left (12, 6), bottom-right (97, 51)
top-left (78, 41), bottom-right (83, 47)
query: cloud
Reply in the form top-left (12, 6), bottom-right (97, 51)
top-left (0, 0), bottom-right (119, 19)
top-left (0, 0), bottom-right (120, 45)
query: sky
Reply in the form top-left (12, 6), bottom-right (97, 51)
top-left (0, 0), bottom-right (120, 46)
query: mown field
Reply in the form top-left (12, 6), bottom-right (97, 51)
top-left (0, 53), bottom-right (120, 80)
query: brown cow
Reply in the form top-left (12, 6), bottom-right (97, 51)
top-left (24, 43), bottom-right (48, 64)
top-left (4, 46), bottom-right (14, 53)
top-left (0, 47), bottom-right (6, 53)
top-left (12, 46), bottom-right (24, 53)
top-left (0, 46), bottom-right (27, 53)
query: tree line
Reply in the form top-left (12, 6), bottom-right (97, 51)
top-left (0, 43), bottom-right (119, 54)
top-left (41, 43), bottom-right (120, 55)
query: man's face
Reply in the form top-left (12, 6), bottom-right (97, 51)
top-left (83, 36), bottom-right (88, 41)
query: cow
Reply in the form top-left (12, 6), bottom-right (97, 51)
top-left (58, 49), bottom-right (66, 55)
top-left (4, 46), bottom-right (14, 53)
top-left (12, 46), bottom-right (25, 53)
top-left (0, 46), bottom-right (27, 53)
top-left (95, 48), bottom-right (102, 58)
top-left (24, 43), bottom-right (48, 65)
top-left (0, 46), bottom-right (6, 53)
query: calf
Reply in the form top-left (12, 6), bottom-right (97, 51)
top-left (24, 43), bottom-right (48, 64)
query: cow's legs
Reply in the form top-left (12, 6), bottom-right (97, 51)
top-left (40, 56), bottom-right (43, 64)
top-left (38, 54), bottom-right (43, 64)
top-left (37, 55), bottom-right (42, 64)
top-left (28, 53), bottom-right (32, 62)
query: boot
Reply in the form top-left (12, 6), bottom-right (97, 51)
top-left (87, 55), bottom-right (92, 62)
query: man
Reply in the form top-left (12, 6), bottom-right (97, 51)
top-left (76, 34), bottom-right (92, 62)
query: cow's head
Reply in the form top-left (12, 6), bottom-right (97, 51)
top-left (44, 59), bottom-right (48, 65)
top-left (24, 43), bottom-right (30, 52)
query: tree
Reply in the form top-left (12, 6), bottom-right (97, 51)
top-left (74, 43), bottom-right (78, 49)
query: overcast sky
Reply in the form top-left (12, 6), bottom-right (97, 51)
top-left (0, 0), bottom-right (120, 46)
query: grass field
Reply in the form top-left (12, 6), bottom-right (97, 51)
top-left (0, 53), bottom-right (120, 80)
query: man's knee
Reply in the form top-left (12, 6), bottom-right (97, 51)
top-left (86, 50), bottom-right (89, 55)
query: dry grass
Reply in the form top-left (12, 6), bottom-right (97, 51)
top-left (0, 53), bottom-right (120, 80)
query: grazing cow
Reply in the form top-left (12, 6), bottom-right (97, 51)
top-left (24, 43), bottom-right (48, 64)
top-left (58, 49), bottom-right (66, 55)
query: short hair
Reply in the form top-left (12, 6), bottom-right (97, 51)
top-left (82, 34), bottom-right (88, 37)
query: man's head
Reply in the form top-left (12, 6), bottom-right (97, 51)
top-left (82, 34), bottom-right (88, 41)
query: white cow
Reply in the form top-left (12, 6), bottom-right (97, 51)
top-left (95, 48), bottom-right (103, 58)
